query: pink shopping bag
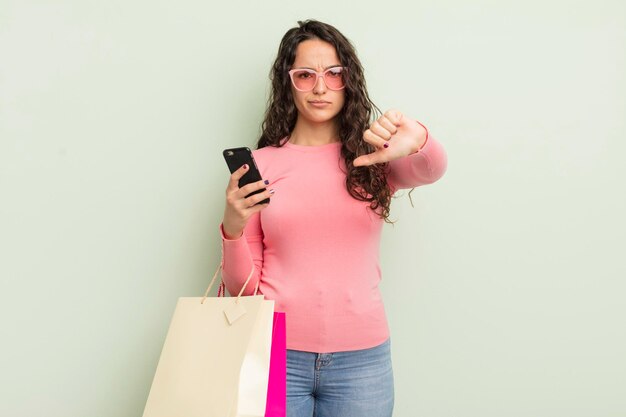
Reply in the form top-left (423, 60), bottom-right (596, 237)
top-left (266, 312), bottom-right (286, 417)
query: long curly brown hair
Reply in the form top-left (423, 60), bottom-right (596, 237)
top-left (256, 19), bottom-right (395, 223)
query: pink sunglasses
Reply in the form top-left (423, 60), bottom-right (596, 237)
top-left (288, 67), bottom-right (348, 91)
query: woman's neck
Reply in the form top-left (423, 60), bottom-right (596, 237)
top-left (288, 118), bottom-right (340, 146)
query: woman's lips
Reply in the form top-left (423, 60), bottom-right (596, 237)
top-left (309, 101), bottom-right (330, 107)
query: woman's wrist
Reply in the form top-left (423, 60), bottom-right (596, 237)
top-left (414, 120), bottom-right (429, 152)
top-left (220, 222), bottom-right (244, 240)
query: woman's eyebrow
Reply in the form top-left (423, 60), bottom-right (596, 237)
top-left (294, 64), bottom-right (342, 70)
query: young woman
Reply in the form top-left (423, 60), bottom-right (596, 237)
top-left (219, 19), bottom-right (447, 417)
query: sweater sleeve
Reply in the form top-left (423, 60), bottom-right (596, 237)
top-left (386, 126), bottom-right (448, 192)
top-left (218, 211), bottom-right (264, 297)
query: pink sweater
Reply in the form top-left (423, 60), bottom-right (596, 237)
top-left (219, 127), bottom-right (448, 353)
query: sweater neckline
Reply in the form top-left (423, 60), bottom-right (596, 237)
top-left (281, 136), bottom-right (342, 153)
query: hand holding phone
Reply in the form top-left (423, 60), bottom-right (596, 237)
top-left (221, 147), bottom-right (273, 239)
top-left (223, 147), bottom-right (270, 205)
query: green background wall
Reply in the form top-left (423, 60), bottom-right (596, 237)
top-left (1, 0), bottom-right (624, 416)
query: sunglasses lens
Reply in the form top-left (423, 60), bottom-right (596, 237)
top-left (324, 67), bottom-right (345, 89)
top-left (292, 70), bottom-right (317, 91)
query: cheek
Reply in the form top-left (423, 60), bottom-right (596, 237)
top-left (291, 90), bottom-right (306, 108)
top-left (335, 93), bottom-right (346, 111)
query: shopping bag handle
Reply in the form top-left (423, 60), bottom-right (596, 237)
top-left (200, 257), bottom-right (257, 304)
top-left (218, 276), bottom-right (259, 297)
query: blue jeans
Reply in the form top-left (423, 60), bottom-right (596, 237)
top-left (286, 337), bottom-right (394, 417)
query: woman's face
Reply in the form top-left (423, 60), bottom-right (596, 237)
top-left (289, 39), bottom-right (346, 125)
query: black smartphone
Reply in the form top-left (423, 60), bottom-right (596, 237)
top-left (222, 147), bottom-right (270, 205)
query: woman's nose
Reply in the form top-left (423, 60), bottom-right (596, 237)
top-left (312, 74), bottom-right (327, 93)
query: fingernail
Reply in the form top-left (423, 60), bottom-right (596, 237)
top-left (269, 189), bottom-right (275, 194)
top-left (383, 142), bottom-right (389, 148)
top-left (264, 179), bottom-right (269, 185)
top-left (243, 164), bottom-right (248, 169)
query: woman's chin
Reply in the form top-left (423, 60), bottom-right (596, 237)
top-left (305, 110), bottom-right (340, 123)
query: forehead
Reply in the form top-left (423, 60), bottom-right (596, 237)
top-left (292, 39), bottom-right (341, 69)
